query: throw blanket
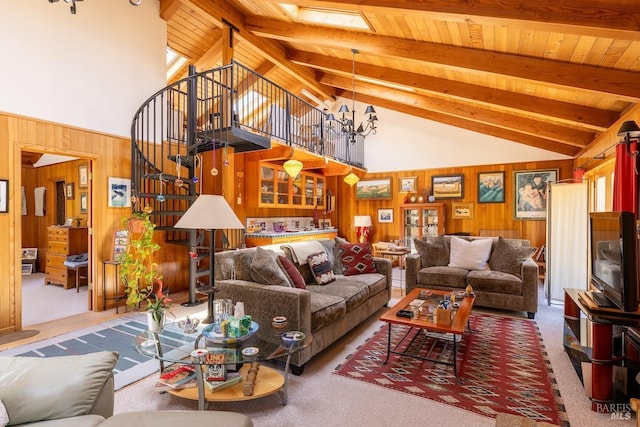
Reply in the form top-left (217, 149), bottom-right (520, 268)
top-left (282, 240), bottom-right (325, 265)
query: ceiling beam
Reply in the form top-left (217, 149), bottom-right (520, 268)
top-left (326, 75), bottom-right (593, 147)
top-left (257, 0), bottom-right (640, 40)
top-left (353, 92), bottom-right (580, 157)
top-left (288, 50), bottom-right (617, 132)
top-left (247, 17), bottom-right (640, 101)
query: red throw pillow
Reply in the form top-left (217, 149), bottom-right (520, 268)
top-left (339, 243), bottom-right (377, 276)
top-left (277, 255), bottom-right (306, 289)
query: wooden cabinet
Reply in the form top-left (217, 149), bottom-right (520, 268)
top-left (258, 163), bottom-right (325, 209)
top-left (46, 227), bottom-right (88, 289)
top-left (400, 203), bottom-right (446, 251)
top-left (245, 231), bottom-right (337, 247)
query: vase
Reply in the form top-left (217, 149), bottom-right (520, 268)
top-left (428, 195), bottom-right (436, 203)
top-left (147, 311), bottom-right (164, 332)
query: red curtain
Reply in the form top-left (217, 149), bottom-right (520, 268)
top-left (612, 141), bottom-right (639, 216)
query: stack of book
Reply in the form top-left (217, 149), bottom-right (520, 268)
top-left (155, 364), bottom-right (197, 392)
top-left (205, 372), bottom-right (242, 393)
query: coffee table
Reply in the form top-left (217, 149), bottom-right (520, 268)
top-left (379, 287), bottom-right (475, 377)
top-left (133, 325), bottom-right (312, 410)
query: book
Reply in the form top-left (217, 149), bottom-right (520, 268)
top-left (156, 364), bottom-right (197, 390)
top-left (205, 372), bottom-right (242, 393)
top-left (408, 299), bottom-right (425, 307)
top-left (154, 375), bottom-right (197, 392)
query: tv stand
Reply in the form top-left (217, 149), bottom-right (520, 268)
top-left (585, 291), bottom-right (617, 308)
top-left (565, 289), bottom-right (640, 412)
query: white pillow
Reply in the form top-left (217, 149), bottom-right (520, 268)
top-left (0, 399), bottom-right (9, 427)
top-left (448, 236), bottom-right (493, 270)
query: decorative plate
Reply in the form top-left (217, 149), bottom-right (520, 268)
top-left (202, 321), bottom-right (259, 345)
top-left (281, 330), bottom-right (306, 346)
top-left (242, 346), bottom-right (259, 356)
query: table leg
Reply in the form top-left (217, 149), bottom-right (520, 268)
top-left (194, 363), bottom-right (206, 410)
top-left (453, 335), bottom-right (458, 378)
top-left (383, 323), bottom-right (392, 364)
top-left (277, 353), bottom-right (292, 405)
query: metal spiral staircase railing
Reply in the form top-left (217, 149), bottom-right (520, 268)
top-left (130, 60), bottom-right (364, 305)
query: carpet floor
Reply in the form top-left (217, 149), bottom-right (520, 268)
top-left (334, 313), bottom-right (568, 426)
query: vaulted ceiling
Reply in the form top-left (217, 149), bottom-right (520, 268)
top-left (161, 0), bottom-right (640, 159)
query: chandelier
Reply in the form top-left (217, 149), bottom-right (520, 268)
top-left (325, 49), bottom-right (379, 145)
top-left (48, 0), bottom-right (142, 15)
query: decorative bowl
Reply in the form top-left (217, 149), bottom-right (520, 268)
top-left (202, 321), bottom-right (259, 345)
top-left (281, 330), bottom-right (306, 347)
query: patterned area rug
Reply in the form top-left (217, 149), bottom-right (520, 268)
top-left (334, 313), bottom-right (569, 426)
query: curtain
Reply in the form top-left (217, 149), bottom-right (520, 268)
top-left (612, 141), bottom-right (639, 216)
top-left (546, 182), bottom-right (589, 303)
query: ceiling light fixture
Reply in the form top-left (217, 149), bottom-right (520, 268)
top-left (326, 49), bottom-right (379, 145)
top-left (344, 170), bottom-right (360, 186)
top-left (283, 159), bottom-right (303, 178)
top-left (48, 0), bottom-right (141, 15)
top-left (617, 120), bottom-right (640, 159)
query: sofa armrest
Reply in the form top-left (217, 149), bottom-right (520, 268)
top-left (215, 280), bottom-right (312, 339)
top-left (373, 257), bottom-right (393, 301)
top-left (405, 254), bottom-right (421, 294)
top-left (520, 258), bottom-right (539, 315)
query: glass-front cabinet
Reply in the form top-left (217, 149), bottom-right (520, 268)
top-left (400, 203), bottom-right (446, 251)
top-left (259, 162), bottom-right (326, 209)
top-left (260, 165), bottom-right (290, 207)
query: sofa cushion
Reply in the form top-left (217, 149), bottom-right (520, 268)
top-left (339, 243), bottom-right (376, 276)
top-left (308, 251), bottom-right (336, 285)
top-left (308, 292), bottom-right (346, 331)
top-left (448, 236), bottom-right (492, 270)
top-left (338, 272), bottom-right (388, 297)
top-left (307, 277), bottom-right (370, 312)
top-left (250, 247), bottom-right (291, 287)
top-left (277, 255), bottom-right (306, 289)
top-left (489, 237), bottom-right (537, 278)
top-left (417, 266), bottom-right (468, 288)
top-left (0, 351), bottom-right (118, 426)
top-left (467, 269), bottom-right (523, 295)
top-left (414, 236), bottom-right (449, 267)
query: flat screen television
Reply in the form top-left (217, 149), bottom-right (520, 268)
top-left (590, 211), bottom-right (639, 312)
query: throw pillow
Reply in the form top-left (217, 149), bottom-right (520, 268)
top-left (307, 251), bottom-right (336, 285)
top-left (414, 236), bottom-right (449, 267)
top-left (339, 242), bottom-right (377, 276)
top-left (489, 237), bottom-right (537, 277)
top-left (448, 236), bottom-right (493, 270)
top-left (277, 255), bottom-right (306, 289)
top-left (249, 247), bottom-right (291, 287)
top-left (0, 399), bottom-right (8, 427)
top-left (332, 237), bottom-right (349, 274)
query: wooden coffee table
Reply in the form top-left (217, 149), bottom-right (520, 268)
top-left (379, 287), bottom-right (475, 377)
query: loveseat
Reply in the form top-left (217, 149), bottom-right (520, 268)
top-left (406, 235), bottom-right (539, 319)
top-left (214, 238), bottom-right (392, 374)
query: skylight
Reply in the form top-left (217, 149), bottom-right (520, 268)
top-left (166, 47), bottom-right (187, 80)
top-left (280, 4), bottom-right (371, 31)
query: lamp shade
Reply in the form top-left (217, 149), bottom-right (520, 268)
top-left (344, 172), bottom-right (360, 186)
top-left (618, 120), bottom-right (640, 138)
top-left (283, 159), bottom-right (303, 178)
top-left (174, 195), bottom-right (244, 230)
top-left (354, 215), bottom-right (372, 227)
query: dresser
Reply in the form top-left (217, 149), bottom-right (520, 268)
top-left (46, 226), bottom-right (88, 289)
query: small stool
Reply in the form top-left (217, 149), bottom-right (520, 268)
top-left (63, 260), bottom-right (89, 292)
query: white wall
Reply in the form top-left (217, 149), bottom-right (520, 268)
top-left (326, 98), bottom-right (571, 172)
top-left (0, 0), bottom-right (166, 138)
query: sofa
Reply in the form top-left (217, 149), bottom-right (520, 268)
top-left (214, 238), bottom-right (393, 374)
top-left (0, 351), bottom-right (253, 427)
top-left (406, 235), bottom-right (539, 319)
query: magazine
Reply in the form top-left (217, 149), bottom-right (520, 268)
top-left (156, 364), bottom-right (197, 390)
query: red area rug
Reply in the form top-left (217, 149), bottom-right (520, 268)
top-left (334, 313), bottom-right (569, 426)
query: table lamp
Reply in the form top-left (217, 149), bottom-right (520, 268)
top-left (354, 215), bottom-right (372, 243)
top-left (174, 194), bottom-right (244, 323)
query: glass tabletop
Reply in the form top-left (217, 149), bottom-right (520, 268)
top-left (133, 323), bottom-right (312, 366)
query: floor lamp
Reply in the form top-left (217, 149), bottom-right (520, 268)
top-left (174, 195), bottom-right (244, 323)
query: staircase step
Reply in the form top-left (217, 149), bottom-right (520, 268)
top-left (136, 193), bottom-right (196, 201)
top-left (167, 154), bottom-right (198, 169)
top-left (142, 173), bottom-right (196, 186)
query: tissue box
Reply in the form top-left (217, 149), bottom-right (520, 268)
top-left (435, 307), bottom-right (452, 325)
top-left (228, 315), bottom-right (252, 338)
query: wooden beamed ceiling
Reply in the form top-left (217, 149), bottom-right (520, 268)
top-left (161, 0), bottom-right (640, 160)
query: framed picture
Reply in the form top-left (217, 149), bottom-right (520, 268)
top-left (478, 171), bottom-right (505, 203)
top-left (377, 208), bottom-right (394, 223)
top-left (399, 176), bottom-right (417, 193)
top-left (78, 164), bottom-right (88, 188)
top-left (21, 264), bottom-right (33, 275)
top-left (80, 192), bottom-right (88, 213)
top-left (431, 174), bottom-right (464, 199)
top-left (108, 177), bottom-right (131, 208)
top-left (0, 179), bottom-right (7, 213)
top-left (21, 248), bottom-right (38, 260)
top-left (452, 202), bottom-right (474, 219)
top-left (320, 219), bottom-right (332, 229)
top-left (66, 182), bottom-right (74, 200)
top-left (514, 169), bottom-right (558, 220)
top-left (112, 229), bottom-right (129, 261)
top-left (355, 178), bottom-right (392, 200)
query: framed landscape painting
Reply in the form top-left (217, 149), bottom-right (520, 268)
top-left (356, 178), bottom-right (392, 200)
top-left (478, 172), bottom-right (505, 203)
top-left (431, 174), bottom-right (464, 199)
top-left (514, 169), bottom-right (558, 220)
top-left (377, 208), bottom-right (394, 223)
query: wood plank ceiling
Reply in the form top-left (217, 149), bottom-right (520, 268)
top-left (161, 0), bottom-right (640, 159)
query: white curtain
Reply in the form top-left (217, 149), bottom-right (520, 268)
top-left (546, 182), bottom-right (589, 304)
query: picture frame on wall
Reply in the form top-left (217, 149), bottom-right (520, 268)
top-left (451, 202), bottom-right (474, 219)
top-left (66, 183), bottom-right (74, 200)
top-left (78, 164), bottom-right (88, 188)
top-left (478, 171), bottom-right (505, 203)
top-left (112, 229), bottom-right (129, 261)
top-left (355, 178), bottom-right (392, 200)
top-left (377, 208), bottom-right (394, 223)
top-left (107, 177), bottom-right (131, 208)
top-left (431, 174), bottom-right (464, 199)
top-left (0, 179), bottom-right (7, 213)
top-left (399, 176), bottom-right (417, 193)
top-left (514, 168), bottom-right (558, 220)
top-left (80, 192), bottom-right (88, 214)
top-left (21, 248), bottom-right (38, 260)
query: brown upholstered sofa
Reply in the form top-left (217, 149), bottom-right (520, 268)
top-left (214, 238), bottom-right (392, 374)
top-left (406, 235), bottom-right (539, 319)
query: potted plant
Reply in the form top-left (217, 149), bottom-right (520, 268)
top-left (145, 279), bottom-right (173, 332)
